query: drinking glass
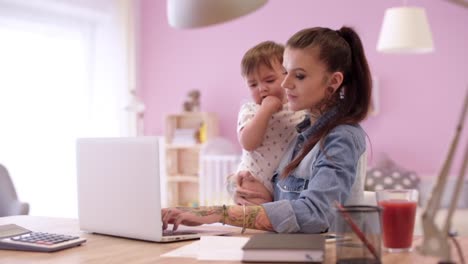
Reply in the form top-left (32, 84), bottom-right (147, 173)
top-left (377, 189), bottom-right (418, 252)
top-left (335, 205), bottom-right (382, 264)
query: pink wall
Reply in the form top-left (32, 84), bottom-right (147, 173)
top-left (139, 0), bottom-right (468, 176)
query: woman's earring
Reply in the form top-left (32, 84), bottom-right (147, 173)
top-left (339, 88), bottom-right (345, 100)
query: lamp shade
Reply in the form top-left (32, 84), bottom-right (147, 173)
top-left (377, 7), bottom-right (434, 53)
top-left (167, 0), bottom-right (267, 29)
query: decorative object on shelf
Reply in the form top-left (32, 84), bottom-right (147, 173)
top-left (365, 153), bottom-right (420, 192)
top-left (377, 3), bottom-right (434, 54)
top-left (418, 89), bottom-right (467, 264)
top-left (167, 0), bottom-right (268, 29)
top-left (183, 89), bottom-right (201, 112)
top-left (198, 121), bottom-right (207, 143)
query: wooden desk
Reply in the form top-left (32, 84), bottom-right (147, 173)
top-left (1, 216), bottom-right (467, 263)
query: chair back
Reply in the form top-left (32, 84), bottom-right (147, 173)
top-left (0, 164), bottom-right (29, 216)
top-left (345, 150), bottom-right (367, 205)
top-left (363, 191), bottom-right (377, 206)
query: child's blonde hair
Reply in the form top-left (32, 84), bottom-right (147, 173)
top-left (241, 41), bottom-right (284, 77)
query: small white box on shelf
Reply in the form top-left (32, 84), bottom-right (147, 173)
top-left (172, 128), bottom-right (198, 145)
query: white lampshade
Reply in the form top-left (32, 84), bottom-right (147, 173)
top-left (377, 7), bottom-right (434, 53)
top-left (167, 0), bottom-right (267, 29)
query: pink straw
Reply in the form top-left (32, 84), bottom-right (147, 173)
top-left (334, 201), bottom-right (380, 261)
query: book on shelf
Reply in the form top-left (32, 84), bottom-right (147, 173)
top-left (241, 233), bottom-right (325, 263)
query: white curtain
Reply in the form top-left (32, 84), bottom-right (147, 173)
top-left (0, 0), bottom-right (135, 217)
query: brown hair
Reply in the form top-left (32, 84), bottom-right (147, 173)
top-left (241, 41), bottom-right (284, 77)
top-left (282, 26), bottom-right (372, 178)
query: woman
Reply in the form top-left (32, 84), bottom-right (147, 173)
top-left (162, 26), bottom-right (371, 233)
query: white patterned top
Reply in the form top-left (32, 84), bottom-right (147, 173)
top-left (236, 102), bottom-right (305, 193)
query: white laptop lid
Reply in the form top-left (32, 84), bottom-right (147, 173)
top-left (77, 137), bottom-right (164, 241)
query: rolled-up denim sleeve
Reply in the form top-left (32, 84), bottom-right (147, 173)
top-left (262, 126), bottom-right (365, 233)
top-left (262, 200), bottom-right (300, 233)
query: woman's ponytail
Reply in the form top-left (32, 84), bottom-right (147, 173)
top-left (337, 26), bottom-right (372, 123)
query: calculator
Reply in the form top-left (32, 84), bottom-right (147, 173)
top-left (0, 224), bottom-right (86, 252)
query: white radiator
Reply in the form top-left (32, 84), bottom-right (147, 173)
top-left (199, 155), bottom-right (240, 206)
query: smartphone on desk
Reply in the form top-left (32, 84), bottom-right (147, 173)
top-left (0, 224), bottom-right (86, 252)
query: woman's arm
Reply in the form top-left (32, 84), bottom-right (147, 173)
top-left (225, 205), bottom-right (273, 231)
top-left (161, 205), bottom-right (274, 232)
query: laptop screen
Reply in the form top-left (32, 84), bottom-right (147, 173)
top-left (76, 137), bottom-right (164, 241)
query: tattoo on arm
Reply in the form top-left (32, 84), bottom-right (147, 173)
top-left (175, 206), bottom-right (223, 217)
top-left (175, 207), bottom-right (191, 212)
top-left (173, 205), bottom-right (273, 231)
top-left (226, 205), bottom-right (273, 231)
top-left (192, 206), bottom-right (223, 217)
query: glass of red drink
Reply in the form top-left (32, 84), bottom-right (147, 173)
top-left (377, 189), bottom-right (418, 252)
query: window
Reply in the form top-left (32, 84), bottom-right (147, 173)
top-left (0, 0), bottom-right (132, 217)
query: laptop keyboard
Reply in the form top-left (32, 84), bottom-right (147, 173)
top-left (162, 230), bottom-right (197, 237)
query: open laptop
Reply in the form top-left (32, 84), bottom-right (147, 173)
top-left (76, 137), bottom-right (229, 242)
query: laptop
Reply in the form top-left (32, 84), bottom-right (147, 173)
top-left (76, 137), bottom-right (229, 242)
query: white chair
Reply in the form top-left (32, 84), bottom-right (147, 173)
top-left (363, 191), bottom-right (377, 206)
top-left (345, 149), bottom-right (378, 206)
top-left (345, 150), bottom-right (368, 206)
top-left (0, 164), bottom-right (29, 216)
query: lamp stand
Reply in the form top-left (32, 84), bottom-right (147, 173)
top-left (418, 88), bottom-right (468, 263)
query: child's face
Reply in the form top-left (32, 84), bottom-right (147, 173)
top-left (245, 60), bottom-right (286, 105)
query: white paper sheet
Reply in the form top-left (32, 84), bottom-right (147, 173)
top-left (160, 236), bottom-right (250, 261)
top-left (198, 236), bottom-right (250, 261)
top-left (160, 241), bottom-right (200, 258)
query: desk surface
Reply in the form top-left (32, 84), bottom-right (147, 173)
top-left (0, 215), bottom-right (466, 263)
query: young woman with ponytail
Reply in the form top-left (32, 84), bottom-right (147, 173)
top-left (162, 26), bottom-right (371, 234)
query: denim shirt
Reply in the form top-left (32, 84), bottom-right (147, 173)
top-left (262, 109), bottom-right (366, 233)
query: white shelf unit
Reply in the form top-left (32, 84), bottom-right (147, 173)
top-left (164, 112), bottom-right (218, 207)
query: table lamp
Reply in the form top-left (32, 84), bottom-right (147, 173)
top-left (377, 5), bottom-right (434, 53)
top-left (167, 0), bottom-right (267, 29)
top-left (418, 89), bottom-right (467, 263)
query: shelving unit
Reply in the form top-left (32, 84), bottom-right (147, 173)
top-left (164, 112), bottom-right (218, 207)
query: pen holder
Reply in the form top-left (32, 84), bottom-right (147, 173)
top-left (335, 205), bottom-right (382, 264)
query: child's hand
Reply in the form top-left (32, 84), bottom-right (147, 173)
top-left (234, 171), bottom-right (273, 205)
top-left (261, 96), bottom-right (283, 114)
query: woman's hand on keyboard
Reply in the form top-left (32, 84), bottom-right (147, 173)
top-left (161, 206), bottom-right (223, 231)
